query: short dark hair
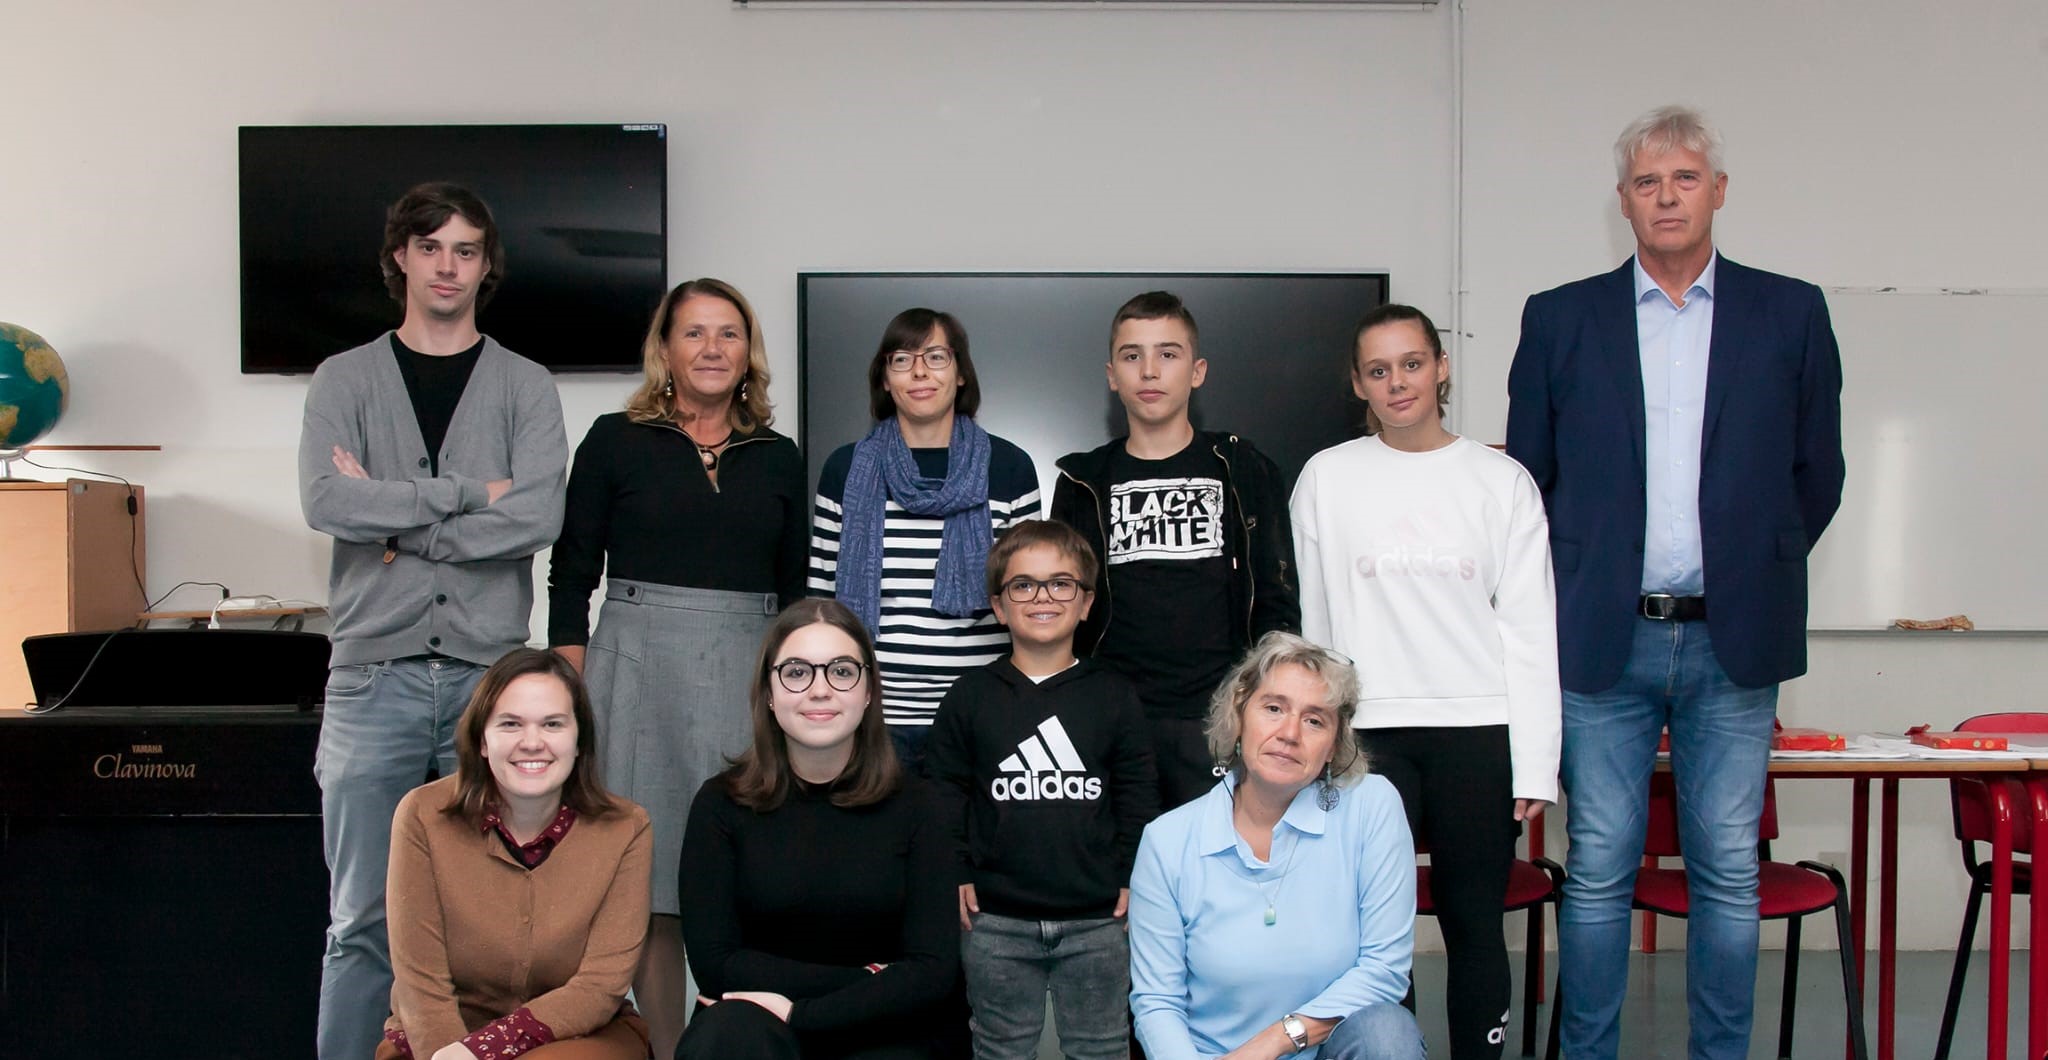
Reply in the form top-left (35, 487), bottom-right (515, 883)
top-left (443, 648), bottom-right (616, 827)
top-left (724, 599), bottom-right (901, 812)
top-left (379, 182), bottom-right (505, 309)
top-left (1110, 291), bottom-right (1200, 354)
top-left (985, 519), bottom-right (1100, 598)
top-left (1352, 303), bottom-right (1451, 434)
top-left (867, 308), bottom-right (981, 421)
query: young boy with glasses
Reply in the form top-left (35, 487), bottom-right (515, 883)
top-left (925, 520), bottom-right (1158, 1060)
top-left (1052, 291), bottom-right (1299, 811)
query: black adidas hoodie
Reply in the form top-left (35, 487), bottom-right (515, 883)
top-left (925, 657), bottom-right (1160, 920)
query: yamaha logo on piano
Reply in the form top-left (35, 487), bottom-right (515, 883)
top-left (93, 743), bottom-right (198, 780)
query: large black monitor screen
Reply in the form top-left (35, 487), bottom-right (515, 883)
top-left (799, 272), bottom-right (1391, 499)
top-left (240, 124), bottom-right (666, 374)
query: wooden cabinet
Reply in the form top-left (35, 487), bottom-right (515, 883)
top-left (0, 479), bottom-right (146, 710)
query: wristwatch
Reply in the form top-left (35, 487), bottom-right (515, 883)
top-left (1281, 1013), bottom-right (1310, 1051)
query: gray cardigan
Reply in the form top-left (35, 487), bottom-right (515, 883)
top-left (298, 334), bottom-right (567, 667)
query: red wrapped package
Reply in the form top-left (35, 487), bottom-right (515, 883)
top-left (1905, 725), bottom-right (2008, 751)
top-left (1773, 726), bottom-right (1846, 751)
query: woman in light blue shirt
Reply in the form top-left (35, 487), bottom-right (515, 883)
top-left (1128, 632), bottom-right (1423, 1060)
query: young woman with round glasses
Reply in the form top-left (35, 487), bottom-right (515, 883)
top-left (676, 598), bottom-right (961, 1059)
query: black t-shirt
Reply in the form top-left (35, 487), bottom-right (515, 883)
top-left (390, 334), bottom-right (485, 475)
top-left (1094, 441), bottom-right (1236, 719)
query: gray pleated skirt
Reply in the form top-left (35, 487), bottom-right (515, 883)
top-left (584, 579), bottom-right (778, 916)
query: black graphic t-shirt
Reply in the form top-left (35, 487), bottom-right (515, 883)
top-left (1095, 441), bottom-right (1236, 719)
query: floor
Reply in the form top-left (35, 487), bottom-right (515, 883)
top-left (1034, 949), bottom-right (2033, 1058)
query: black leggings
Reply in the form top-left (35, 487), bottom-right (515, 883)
top-left (1357, 725), bottom-right (1518, 1060)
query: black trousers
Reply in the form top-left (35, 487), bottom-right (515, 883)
top-left (1357, 725), bottom-right (1519, 1060)
top-left (677, 997), bottom-right (938, 1060)
top-left (1147, 715), bottom-right (1220, 812)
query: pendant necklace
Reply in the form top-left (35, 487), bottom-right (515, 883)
top-left (1252, 829), bottom-right (1298, 926)
top-left (693, 431), bottom-right (734, 471)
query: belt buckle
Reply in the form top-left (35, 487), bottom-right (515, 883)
top-left (1641, 593), bottom-right (1677, 621)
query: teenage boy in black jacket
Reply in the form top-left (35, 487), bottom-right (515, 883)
top-left (1052, 291), bottom-right (1299, 810)
top-left (926, 520), bottom-right (1158, 1060)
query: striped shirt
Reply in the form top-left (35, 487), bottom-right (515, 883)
top-left (810, 436), bottom-right (1041, 726)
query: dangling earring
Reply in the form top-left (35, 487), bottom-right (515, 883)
top-left (737, 377), bottom-right (749, 404)
top-left (1317, 764), bottom-right (1339, 811)
top-left (661, 376), bottom-right (674, 399)
top-left (1215, 740), bottom-right (1240, 779)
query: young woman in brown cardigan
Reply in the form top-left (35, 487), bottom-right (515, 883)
top-left (378, 648), bottom-right (655, 1060)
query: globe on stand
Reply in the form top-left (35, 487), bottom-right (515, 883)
top-left (0, 322), bottom-right (71, 480)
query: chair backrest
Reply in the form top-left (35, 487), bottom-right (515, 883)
top-left (1948, 712), bottom-right (2046, 853)
top-left (1644, 772), bottom-right (1779, 858)
top-left (1957, 712), bottom-right (2048, 734)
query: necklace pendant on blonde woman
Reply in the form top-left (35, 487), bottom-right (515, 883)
top-left (1264, 906), bottom-right (1277, 926)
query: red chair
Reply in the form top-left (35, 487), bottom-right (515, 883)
top-left (1931, 712), bottom-right (2045, 1060)
top-left (1618, 773), bottom-right (1869, 1060)
top-left (1415, 833), bottom-right (1565, 1056)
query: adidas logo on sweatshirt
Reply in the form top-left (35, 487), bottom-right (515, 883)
top-left (990, 718), bottom-right (1104, 801)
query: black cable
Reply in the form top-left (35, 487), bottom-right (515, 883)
top-left (21, 628), bottom-right (129, 714)
top-left (145, 581), bottom-right (233, 611)
top-left (18, 455), bottom-right (148, 611)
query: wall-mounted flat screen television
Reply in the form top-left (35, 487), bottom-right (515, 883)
top-left (239, 123), bottom-right (666, 374)
top-left (798, 271), bottom-right (1392, 499)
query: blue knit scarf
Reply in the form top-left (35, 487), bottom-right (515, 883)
top-left (836, 416), bottom-right (993, 634)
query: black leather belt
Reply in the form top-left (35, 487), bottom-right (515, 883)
top-left (1639, 593), bottom-right (1707, 622)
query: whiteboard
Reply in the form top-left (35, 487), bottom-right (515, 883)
top-left (1805, 290), bottom-right (2048, 630)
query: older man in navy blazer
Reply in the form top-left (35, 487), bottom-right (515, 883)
top-left (1506, 106), bottom-right (1844, 1060)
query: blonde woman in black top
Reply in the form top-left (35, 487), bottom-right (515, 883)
top-left (547, 278), bottom-right (807, 1057)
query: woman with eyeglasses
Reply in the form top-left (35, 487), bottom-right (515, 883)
top-left (548, 278), bottom-right (809, 1056)
top-left (809, 308), bottom-right (1041, 775)
top-left (677, 598), bottom-right (961, 1060)
top-left (1289, 303), bottom-right (1561, 1059)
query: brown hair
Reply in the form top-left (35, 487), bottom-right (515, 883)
top-left (1110, 290), bottom-right (1200, 355)
top-left (443, 648), bottom-right (616, 827)
top-left (984, 519), bottom-right (1100, 598)
top-left (378, 182), bottom-right (505, 310)
top-left (1352, 303), bottom-right (1451, 435)
top-left (624, 278), bottom-right (775, 433)
top-left (724, 599), bottom-right (901, 812)
top-left (1206, 631), bottom-right (1370, 787)
top-left (867, 308), bottom-right (982, 422)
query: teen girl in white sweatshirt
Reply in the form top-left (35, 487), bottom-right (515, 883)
top-left (1290, 303), bottom-right (1561, 1060)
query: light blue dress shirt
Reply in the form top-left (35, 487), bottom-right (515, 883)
top-left (1634, 252), bottom-right (1717, 595)
top-left (1128, 771), bottom-right (1415, 1060)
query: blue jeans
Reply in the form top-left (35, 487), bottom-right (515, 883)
top-left (1556, 619), bottom-right (1777, 1060)
top-left (313, 656), bottom-right (485, 1060)
top-left (1319, 1001), bottom-right (1428, 1060)
top-left (961, 911), bottom-right (1127, 1060)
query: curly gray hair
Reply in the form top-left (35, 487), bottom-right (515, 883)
top-left (1205, 631), bottom-right (1370, 786)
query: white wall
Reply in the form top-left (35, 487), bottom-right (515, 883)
top-left (5, 0), bottom-right (1451, 632)
top-left (6, 0), bottom-right (2042, 951)
top-left (1455, 0), bottom-right (2048, 954)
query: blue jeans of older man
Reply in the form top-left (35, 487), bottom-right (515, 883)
top-left (1557, 618), bottom-right (1778, 1060)
top-left (313, 656), bottom-right (484, 1060)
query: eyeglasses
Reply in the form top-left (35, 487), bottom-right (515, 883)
top-left (1001, 576), bottom-right (1089, 603)
top-left (885, 346), bottom-right (955, 373)
top-left (772, 657), bottom-right (866, 693)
